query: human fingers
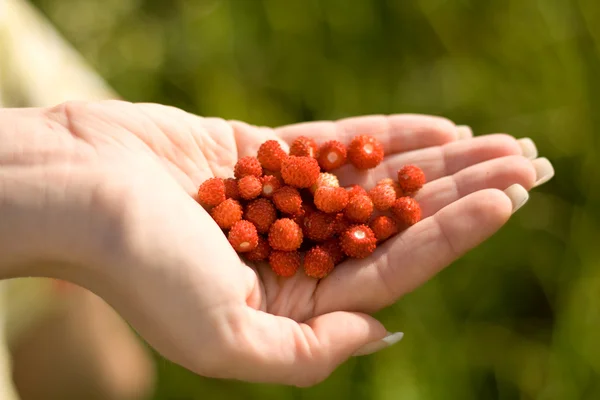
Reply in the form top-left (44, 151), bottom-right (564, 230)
top-left (274, 114), bottom-right (470, 155)
top-left (314, 186), bottom-right (529, 315)
top-left (414, 155), bottom-right (553, 219)
top-left (209, 307), bottom-right (401, 387)
top-left (335, 134), bottom-right (537, 188)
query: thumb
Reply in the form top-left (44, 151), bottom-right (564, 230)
top-left (222, 308), bottom-right (404, 387)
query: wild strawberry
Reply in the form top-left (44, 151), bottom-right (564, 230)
top-left (272, 186), bottom-right (302, 215)
top-left (332, 213), bottom-right (352, 235)
top-left (321, 238), bottom-right (345, 265)
top-left (228, 220), bottom-right (259, 253)
top-left (317, 140), bottom-right (347, 171)
top-left (377, 178), bottom-right (403, 197)
top-left (370, 216), bottom-right (399, 242)
top-left (210, 199), bottom-right (243, 230)
top-left (309, 172), bottom-right (340, 195)
top-left (245, 198), bottom-right (277, 234)
top-left (281, 156), bottom-right (321, 188)
top-left (347, 135), bottom-right (384, 169)
top-left (344, 194), bottom-right (374, 223)
top-left (340, 225), bottom-right (377, 258)
top-left (238, 175), bottom-right (262, 200)
top-left (234, 156), bottom-right (263, 178)
top-left (261, 175), bottom-right (282, 198)
top-left (391, 197), bottom-right (422, 226)
top-left (289, 136), bottom-right (318, 158)
top-left (262, 169), bottom-right (283, 180)
top-left (292, 202), bottom-right (318, 227)
top-left (346, 184), bottom-right (368, 199)
top-left (198, 177), bottom-right (226, 207)
top-left (397, 165), bottom-right (426, 194)
top-left (304, 246), bottom-right (335, 278)
top-left (245, 236), bottom-right (271, 261)
top-left (257, 140), bottom-right (288, 171)
top-left (269, 251), bottom-right (301, 277)
top-left (302, 202), bottom-right (317, 217)
top-left (268, 218), bottom-right (303, 251)
top-left (224, 178), bottom-right (241, 200)
top-left (290, 207), bottom-right (305, 227)
top-left (303, 211), bottom-right (336, 242)
top-left (369, 183), bottom-right (397, 211)
top-left (314, 186), bottom-right (349, 213)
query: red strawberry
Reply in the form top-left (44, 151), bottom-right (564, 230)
top-left (268, 218), bottom-right (303, 251)
top-left (245, 236), bottom-right (271, 261)
top-left (317, 140), bottom-right (347, 171)
top-left (397, 165), bottom-right (426, 194)
top-left (228, 221), bottom-right (259, 253)
top-left (391, 197), bottom-right (422, 226)
top-left (289, 136), bottom-right (318, 158)
top-left (281, 156), bottom-right (320, 188)
top-left (198, 177), bottom-right (226, 207)
top-left (303, 211), bottom-right (336, 242)
top-left (304, 246), bottom-right (335, 278)
top-left (347, 135), bottom-right (384, 169)
top-left (261, 175), bottom-right (282, 198)
top-left (314, 186), bottom-right (349, 213)
top-left (272, 186), bottom-right (302, 215)
top-left (369, 183), bottom-right (397, 211)
top-left (234, 156), bottom-right (262, 178)
top-left (309, 172), bottom-right (340, 195)
top-left (370, 216), bottom-right (399, 242)
top-left (340, 225), bottom-right (377, 258)
top-left (346, 184), bottom-right (368, 199)
top-left (344, 194), bottom-right (374, 223)
top-left (224, 178), bottom-right (241, 200)
top-left (238, 175), bottom-right (262, 200)
top-left (321, 238), bottom-right (345, 265)
top-left (210, 199), bottom-right (243, 229)
top-left (269, 251), bottom-right (301, 277)
top-left (245, 198), bottom-right (277, 234)
top-left (257, 140), bottom-right (287, 171)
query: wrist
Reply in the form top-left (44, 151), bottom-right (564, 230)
top-left (0, 171), bottom-right (43, 278)
top-left (0, 107), bottom-right (104, 282)
top-left (0, 167), bottom-right (81, 280)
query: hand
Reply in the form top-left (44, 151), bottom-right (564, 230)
top-left (0, 100), bottom-right (554, 387)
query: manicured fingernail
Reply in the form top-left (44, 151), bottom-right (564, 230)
top-left (352, 332), bottom-right (404, 356)
top-left (517, 138), bottom-right (538, 160)
top-left (456, 125), bottom-right (473, 140)
top-left (504, 184), bottom-right (529, 213)
top-left (532, 157), bottom-right (554, 187)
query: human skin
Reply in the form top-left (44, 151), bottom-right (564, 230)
top-left (0, 100), bottom-right (554, 387)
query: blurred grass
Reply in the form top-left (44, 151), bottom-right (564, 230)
top-left (26, 0), bottom-right (600, 398)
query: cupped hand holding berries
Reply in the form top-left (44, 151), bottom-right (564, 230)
top-left (0, 100), bottom-right (554, 387)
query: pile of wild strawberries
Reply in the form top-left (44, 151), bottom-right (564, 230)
top-left (197, 135), bottom-right (425, 279)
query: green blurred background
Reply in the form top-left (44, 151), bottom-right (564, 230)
top-left (23, 0), bottom-right (600, 398)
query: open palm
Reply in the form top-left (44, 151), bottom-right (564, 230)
top-left (28, 100), bottom-right (550, 387)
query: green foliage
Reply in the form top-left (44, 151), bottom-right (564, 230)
top-left (29, 0), bottom-right (600, 398)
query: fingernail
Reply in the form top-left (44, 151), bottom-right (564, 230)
top-left (517, 138), bottom-right (538, 160)
top-left (504, 184), bottom-right (529, 213)
top-left (532, 157), bottom-right (554, 187)
top-left (456, 125), bottom-right (473, 140)
top-left (352, 332), bottom-right (404, 356)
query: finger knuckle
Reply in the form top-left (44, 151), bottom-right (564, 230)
top-left (499, 155), bottom-right (537, 188)
top-left (488, 133), bottom-right (523, 156)
top-left (471, 189), bottom-right (514, 224)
